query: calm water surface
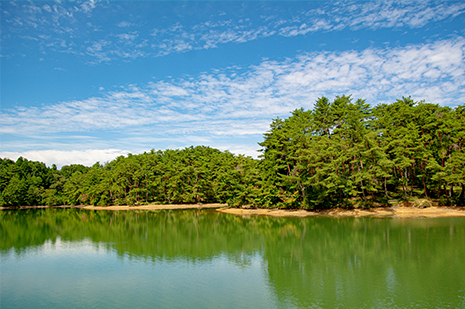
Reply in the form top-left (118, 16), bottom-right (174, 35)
top-left (1, 208), bottom-right (464, 308)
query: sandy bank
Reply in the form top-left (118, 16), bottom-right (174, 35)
top-left (2, 204), bottom-right (464, 218)
top-left (0, 203), bottom-right (227, 211)
top-left (217, 206), bottom-right (465, 218)
top-left (80, 203), bottom-right (227, 211)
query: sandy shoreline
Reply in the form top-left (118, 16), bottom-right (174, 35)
top-left (218, 206), bottom-right (465, 218)
top-left (0, 203), bottom-right (227, 211)
top-left (79, 203), bottom-right (228, 211)
top-left (2, 204), bottom-right (465, 218)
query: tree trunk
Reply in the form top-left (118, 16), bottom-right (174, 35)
top-left (443, 183), bottom-right (446, 197)
top-left (410, 166), bottom-right (414, 197)
top-left (360, 180), bottom-right (367, 201)
top-left (397, 166), bottom-right (408, 200)
top-left (384, 177), bottom-right (389, 199)
top-left (299, 180), bottom-right (306, 201)
top-left (419, 163), bottom-right (428, 198)
top-left (357, 158), bottom-right (366, 201)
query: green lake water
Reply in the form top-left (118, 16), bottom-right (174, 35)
top-left (1, 208), bottom-right (464, 308)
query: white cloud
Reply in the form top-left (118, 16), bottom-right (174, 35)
top-left (3, 0), bottom-right (464, 62)
top-left (0, 149), bottom-right (130, 168)
top-left (2, 38), bottom-right (463, 138)
top-left (117, 21), bottom-right (133, 28)
top-left (80, 0), bottom-right (96, 14)
top-left (90, 0), bottom-right (465, 61)
top-left (116, 32), bottom-right (138, 42)
top-left (215, 144), bottom-right (261, 159)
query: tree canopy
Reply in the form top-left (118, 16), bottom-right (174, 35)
top-left (257, 96), bottom-right (464, 208)
top-left (1, 146), bottom-right (259, 207)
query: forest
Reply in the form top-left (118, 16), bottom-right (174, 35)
top-left (1, 96), bottom-right (464, 209)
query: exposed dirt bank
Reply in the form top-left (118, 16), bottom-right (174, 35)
top-left (217, 206), bottom-right (465, 218)
top-left (0, 203), bottom-right (227, 211)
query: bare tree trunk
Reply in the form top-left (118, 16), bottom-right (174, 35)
top-left (410, 166), bottom-right (414, 197)
top-left (384, 177), bottom-right (389, 199)
top-left (361, 180), bottom-right (366, 201)
top-left (358, 158), bottom-right (366, 201)
top-left (397, 166), bottom-right (407, 200)
top-left (419, 163), bottom-right (428, 198)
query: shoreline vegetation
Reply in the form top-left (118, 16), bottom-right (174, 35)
top-left (1, 203), bottom-right (465, 219)
top-left (1, 96), bottom-right (464, 210)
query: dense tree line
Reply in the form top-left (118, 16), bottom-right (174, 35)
top-left (1, 96), bottom-right (464, 208)
top-left (258, 96), bottom-right (464, 208)
top-left (0, 146), bottom-right (259, 207)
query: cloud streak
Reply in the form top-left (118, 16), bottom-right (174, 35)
top-left (2, 0), bottom-right (464, 62)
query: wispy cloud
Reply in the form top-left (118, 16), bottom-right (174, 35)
top-left (2, 38), bottom-right (463, 136)
top-left (117, 21), bottom-right (133, 28)
top-left (2, 0), bottom-right (464, 62)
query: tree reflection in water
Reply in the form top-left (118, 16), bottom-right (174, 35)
top-left (1, 209), bottom-right (464, 308)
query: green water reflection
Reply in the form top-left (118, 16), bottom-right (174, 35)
top-left (1, 209), bottom-right (465, 308)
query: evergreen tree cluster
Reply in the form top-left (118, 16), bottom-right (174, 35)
top-left (258, 96), bottom-right (465, 208)
top-left (1, 96), bottom-right (464, 208)
top-left (0, 147), bottom-right (259, 207)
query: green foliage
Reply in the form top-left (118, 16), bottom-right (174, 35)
top-left (1, 146), bottom-right (259, 207)
top-left (0, 157), bottom-right (55, 206)
top-left (258, 96), bottom-right (465, 208)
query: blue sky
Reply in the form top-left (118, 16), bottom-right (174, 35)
top-left (1, 0), bottom-right (465, 167)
